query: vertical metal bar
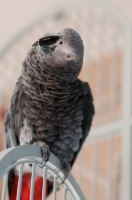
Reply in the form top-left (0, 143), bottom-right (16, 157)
top-left (92, 143), bottom-right (98, 200)
top-left (63, 187), bottom-right (67, 200)
top-left (109, 48), bottom-right (117, 116)
top-left (30, 163), bottom-right (36, 200)
top-left (107, 138), bottom-right (113, 200)
top-left (96, 49), bottom-right (103, 119)
top-left (41, 166), bottom-right (47, 200)
top-left (53, 176), bottom-right (57, 200)
top-left (121, 27), bottom-right (132, 200)
top-left (1, 172), bottom-right (9, 200)
top-left (16, 164), bottom-right (24, 200)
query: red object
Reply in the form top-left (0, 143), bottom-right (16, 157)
top-left (9, 173), bottom-right (49, 200)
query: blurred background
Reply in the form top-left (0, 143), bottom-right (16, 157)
top-left (0, 0), bottom-right (132, 199)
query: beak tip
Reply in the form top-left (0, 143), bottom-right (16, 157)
top-left (32, 41), bottom-right (38, 47)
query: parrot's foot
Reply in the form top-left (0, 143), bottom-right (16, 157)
top-left (61, 159), bottom-right (71, 184)
top-left (33, 141), bottom-right (50, 167)
top-left (20, 118), bottom-right (33, 145)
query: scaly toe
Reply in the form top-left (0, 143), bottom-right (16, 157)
top-left (33, 141), bottom-right (50, 168)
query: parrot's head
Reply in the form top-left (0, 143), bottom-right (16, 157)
top-left (32, 28), bottom-right (84, 82)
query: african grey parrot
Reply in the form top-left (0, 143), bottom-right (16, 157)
top-left (4, 28), bottom-right (94, 193)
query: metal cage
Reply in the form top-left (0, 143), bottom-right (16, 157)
top-left (0, 145), bottom-right (86, 200)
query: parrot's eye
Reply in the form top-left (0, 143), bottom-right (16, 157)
top-left (39, 36), bottom-right (60, 47)
top-left (66, 54), bottom-right (73, 59)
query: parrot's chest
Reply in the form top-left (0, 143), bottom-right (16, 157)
top-left (29, 94), bottom-right (83, 162)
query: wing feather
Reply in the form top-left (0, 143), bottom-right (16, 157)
top-left (4, 76), bottom-right (26, 148)
top-left (71, 82), bottom-right (94, 166)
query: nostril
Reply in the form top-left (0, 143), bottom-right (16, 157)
top-left (60, 42), bottom-right (63, 44)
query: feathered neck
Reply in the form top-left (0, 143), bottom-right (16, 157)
top-left (21, 49), bottom-right (79, 105)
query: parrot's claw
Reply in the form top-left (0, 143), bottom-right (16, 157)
top-left (33, 141), bottom-right (50, 168)
top-left (61, 159), bottom-right (71, 184)
top-left (61, 175), bottom-right (68, 185)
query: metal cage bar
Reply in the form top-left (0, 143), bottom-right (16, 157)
top-left (107, 138), bottom-right (113, 200)
top-left (121, 26), bottom-right (132, 200)
top-left (63, 187), bottom-right (67, 200)
top-left (1, 172), bottom-right (8, 200)
top-left (92, 143), bottom-right (98, 200)
top-left (16, 164), bottom-right (24, 200)
top-left (0, 145), bottom-right (86, 200)
top-left (53, 176), bottom-right (57, 200)
top-left (42, 166), bottom-right (48, 200)
top-left (30, 163), bottom-right (36, 200)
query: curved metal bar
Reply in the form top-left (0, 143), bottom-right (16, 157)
top-left (0, 145), bottom-right (86, 200)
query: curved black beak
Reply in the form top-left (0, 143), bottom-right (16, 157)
top-left (32, 35), bottom-right (60, 47)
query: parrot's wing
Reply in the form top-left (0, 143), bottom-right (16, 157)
top-left (71, 82), bottom-right (94, 166)
top-left (4, 76), bottom-right (26, 148)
